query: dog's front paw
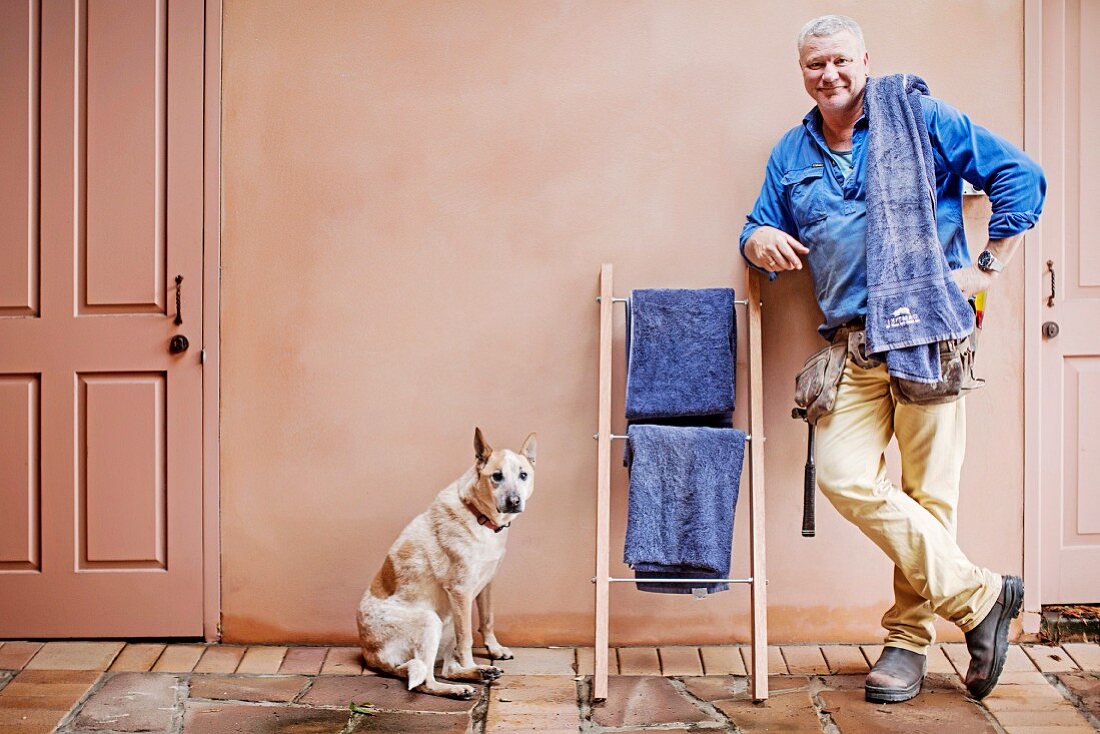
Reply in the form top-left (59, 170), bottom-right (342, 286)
top-left (488, 645), bottom-right (514, 661)
top-left (452, 685), bottom-right (477, 700)
top-left (478, 665), bottom-right (504, 681)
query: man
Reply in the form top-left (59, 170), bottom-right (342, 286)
top-left (740, 15), bottom-right (1045, 703)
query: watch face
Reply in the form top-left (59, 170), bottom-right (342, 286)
top-left (978, 251), bottom-right (992, 269)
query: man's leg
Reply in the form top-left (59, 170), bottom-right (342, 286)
top-left (817, 363), bottom-right (1000, 637)
top-left (816, 359), bottom-right (1002, 701)
top-left (881, 395), bottom-right (969, 652)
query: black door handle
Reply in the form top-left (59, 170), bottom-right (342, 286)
top-left (169, 335), bottom-right (190, 354)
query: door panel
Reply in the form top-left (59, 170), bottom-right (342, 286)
top-left (0, 0), bottom-right (39, 316)
top-left (1039, 0), bottom-right (1100, 604)
top-left (0, 375), bottom-right (40, 571)
top-left (0, 0), bottom-right (205, 637)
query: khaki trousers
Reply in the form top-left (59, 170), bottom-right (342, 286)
top-left (815, 351), bottom-right (1001, 654)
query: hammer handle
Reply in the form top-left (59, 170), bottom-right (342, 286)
top-left (802, 423), bottom-right (816, 537)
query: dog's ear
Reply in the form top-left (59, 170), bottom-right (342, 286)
top-left (521, 432), bottom-right (537, 466)
top-left (474, 427), bottom-right (493, 468)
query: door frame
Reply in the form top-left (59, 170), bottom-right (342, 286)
top-left (202, 0), bottom-right (222, 642)
top-left (1022, 0), bottom-right (1064, 630)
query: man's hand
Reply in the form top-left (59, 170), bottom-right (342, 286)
top-left (951, 265), bottom-right (997, 299)
top-left (745, 226), bottom-right (810, 271)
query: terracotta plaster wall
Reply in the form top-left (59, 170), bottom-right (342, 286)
top-left (220, 1), bottom-right (1027, 644)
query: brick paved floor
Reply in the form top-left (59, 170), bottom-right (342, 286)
top-left (0, 641), bottom-right (1097, 732)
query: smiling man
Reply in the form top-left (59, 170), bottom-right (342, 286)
top-left (740, 16), bottom-right (1045, 703)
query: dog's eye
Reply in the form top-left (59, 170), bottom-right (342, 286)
top-left (491, 471), bottom-right (503, 482)
top-left (519, 472), bottom-right (528, 481)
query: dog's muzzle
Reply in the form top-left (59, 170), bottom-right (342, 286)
top-left (501, 494), bottom-right (523, 513)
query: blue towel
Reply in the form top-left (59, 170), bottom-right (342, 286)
top-left (624, 424), bottom-right (745, 594)
top-left (864, 74), bottom-right (974, 383)
top-left (625, 288), bottom-right (736, 419)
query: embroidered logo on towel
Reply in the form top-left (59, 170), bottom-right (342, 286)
top-left (885, 306), bottom-right (922, 329)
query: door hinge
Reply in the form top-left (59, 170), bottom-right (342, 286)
top-left (200, 348), bottom-right (206, 364)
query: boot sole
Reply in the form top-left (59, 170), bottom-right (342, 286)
top-left (865, 677), bottom-right (922, 703)
top-left (967, 575), bottom-right (1024, 701)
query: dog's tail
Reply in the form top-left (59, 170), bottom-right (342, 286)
top-left (400, 658), bottom-right (429, 690)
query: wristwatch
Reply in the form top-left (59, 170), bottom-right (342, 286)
top-left (976, 249), bottom-right (1005, 274)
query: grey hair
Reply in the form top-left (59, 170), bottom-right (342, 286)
top-left (797, 15), bottom-right (865, 51)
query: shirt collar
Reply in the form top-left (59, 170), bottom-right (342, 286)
top-left (802, 106), bottom-right (868, 151)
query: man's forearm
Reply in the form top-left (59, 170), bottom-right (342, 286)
top-left (985, 233), bottom-right (1025, 270)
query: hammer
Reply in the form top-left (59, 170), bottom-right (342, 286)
top-left (791, 407), bottom-right (816, 537)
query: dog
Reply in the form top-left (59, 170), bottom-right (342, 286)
top-left (357, 427), bottom-right (536, 698)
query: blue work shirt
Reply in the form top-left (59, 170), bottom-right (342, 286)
top-left (740, 96), bottom-right (1046, 339)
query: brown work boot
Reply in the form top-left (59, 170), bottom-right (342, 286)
top-left (864, 646), bottom-right (926, 703)
top-left (963, 575), bottom-right (1023, 700)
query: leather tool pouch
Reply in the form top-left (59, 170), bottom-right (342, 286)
top-left (793, 340), bottom-right (848, 425)
top-left (890, 334), bottom-right (985, 406)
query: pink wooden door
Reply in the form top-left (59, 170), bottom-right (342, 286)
top-left (1039, 0), bottom-right (1100, 603)
top-left (0, 0), bottom-right (206, 636)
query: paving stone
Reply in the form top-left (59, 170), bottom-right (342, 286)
top-left (0, 707), bottom-right (71, 728)
top-left (0, 669), bottom-right (101, 698)
top-left (182, 701), bottom-right (354, 733)
top-left (741, 645), bottom-right (788, 674)
top-left (1055, 671), bottom-right (1100, 720)
top-left (821, 675), bottom-right (996, 733)
top-left (982, 683), bottom-right (1072, 714)
top-left (72, 672), bottom-right (179, 732)
top-left (108, 644), bottom-right (166, 673)
top-left (781, 646), bottom-right (829, 674)
top-left (320, 647), bottom-right (364, 675)
top-left (0, 642), bottom-right (44, 671)
top-left (699, 646), bottom-right (746, 676)
top-left (617, 647), bottom-right (660, 676)
top-left (589, 676), bottom-right (710, 727)
top-left (24, 642), bottom-right (123, 671)
top-left (1023, 644), bottom-right (1079, 672)
top-left (683, 675), bottom-right (809, 703)
top-left (575, 647), bottom-right (592, 675)
top-left (236, 646), bottom-right (287, 674)
top-left (1000, 727), bottom-right (1097, 734)
top-left (486, 675), bottom-right (578, 731)
top-left (150, 645), bottom-right (203, 673)
top-left (1063, 642), bottom-right (1100, 671)
top-left (820, 645), bottom-right (869, 674)
top-left (658, 647), bottom-right (703, 676)
top-left (299, 675), bottom-right (480, 713)
top-left (993, 708), bottom-right (1096, 727)
top-left (860, 645), bottom-right (884, 669)
top-left (279, 647), bottom-right (327, 675)
top-left (712, 689), bottom-right (821, 732)
top-left (482, 646), bottom-right (574, 675)
top-left (994, 671), bottom-right (1052, 685)
top-left (0, 669), bottom-right (100, 731)
top-left (927, 646), bottom-right (958, 675)
top-left (941, 642), bottom-right (969, 674)
top-left (343, 708), bottom-right (471, 733)
top-left (189, 674), bottom-right (309, 703)
top-left (192, 646), bottom-right (245, 674)
top-left (576, 647), bottom-right (616, 676)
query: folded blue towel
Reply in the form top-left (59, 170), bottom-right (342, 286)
top-left (625, 288), bottom-right (736, 419)
top-left (864, 74), bottom-right (974, 383)
top-left (624, 424), bottom-right (745, 594)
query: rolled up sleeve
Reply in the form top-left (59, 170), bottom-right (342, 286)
top-left (740, 150), bottom-right (796, 277)
top-left (923, 96), bottom-right (1046, 239)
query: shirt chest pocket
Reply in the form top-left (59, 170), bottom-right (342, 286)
top-left (782, 165), bottom-right (828, 231)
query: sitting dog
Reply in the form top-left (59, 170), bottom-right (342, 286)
top-left (357, 428), bottom-right (536, 698)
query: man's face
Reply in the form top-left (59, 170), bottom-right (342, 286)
top-left (799, 31), bottom-right (869, 115)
